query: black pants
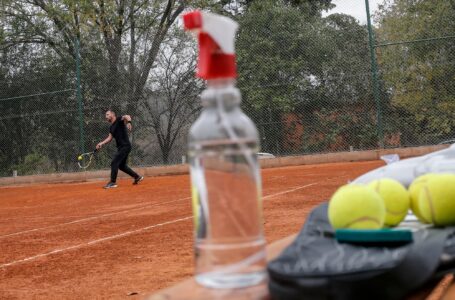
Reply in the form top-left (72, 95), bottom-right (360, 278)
top-left (110, 146), bottom-right (139, 183)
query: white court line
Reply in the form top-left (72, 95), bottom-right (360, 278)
top-left (0, 197), bottom-right (191, 239)
top-left (2, 182), bottom-right (318, 239)
top-left (0, 182), bottom-right (319, 239)
top-left (0, 217), bottom-right (193, 268)
top-left (263, 182), bottom-right (318, 200)
top-left (0, 182), bottom-right (319, 268)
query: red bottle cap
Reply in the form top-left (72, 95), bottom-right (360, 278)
top-left (183, 11), bottom-right (238, 80)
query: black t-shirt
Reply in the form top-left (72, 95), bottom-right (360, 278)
top-left (110, 117), bottom-right (131, 148)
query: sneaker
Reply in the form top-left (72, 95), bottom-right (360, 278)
top-left (103, 182), bottom-right (118, 189)
top-left (133, 176), bottom-right (144, 185)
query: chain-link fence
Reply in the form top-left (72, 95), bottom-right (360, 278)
top-left (1, 0), bottom-right (454, 177)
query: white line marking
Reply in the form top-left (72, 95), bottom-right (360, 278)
top-left (1, 183), bottom-right (318, 240)
top-left (263, 182), bottom-right (319, 200)
top-left (0, 217), bottom-right (193, 268)
top-left (0, 197), bottom-right (191, 239)
top-left (0, 182), bottom-right (320, 268)
top-left (0, 182), bottom-right (319, 239)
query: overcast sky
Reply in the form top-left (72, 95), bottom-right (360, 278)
top-left (322, 0), bottom-right (385, 24)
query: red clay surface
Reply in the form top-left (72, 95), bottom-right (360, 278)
top-left (0, 160), bottom-right (383, 299)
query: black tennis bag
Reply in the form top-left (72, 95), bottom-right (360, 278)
top-left (268, 203), bottom-right (455, 300)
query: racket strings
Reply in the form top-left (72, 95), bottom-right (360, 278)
top-left (78, 153), bottom-right (94, 169)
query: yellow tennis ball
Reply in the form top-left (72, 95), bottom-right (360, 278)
top-left (419, 174), bottom-right (455, 226)
top-left (191, 185), bottom-right (200, 230)
top-left (78, 155), bottom-right (83, 161)
top-left (368, 178), bottom-right (410, 227)
top-left (328, 184), bottom-right (385, 229)
top-left (408, 174), bottom-right (434, 223)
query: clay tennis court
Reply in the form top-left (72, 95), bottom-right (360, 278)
top-left (0, 160), bottom-right (382, 299)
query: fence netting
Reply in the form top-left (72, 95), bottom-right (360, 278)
top-left (1, 0), bottom-right (454, 177)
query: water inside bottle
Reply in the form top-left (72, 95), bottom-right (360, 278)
top-left (189, 139), bottom-right (267, 288)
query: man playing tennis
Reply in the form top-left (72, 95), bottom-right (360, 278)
top-left (96, 109), bottom-right (143, 189)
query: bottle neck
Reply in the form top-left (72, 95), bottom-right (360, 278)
top-left (201, 78), bottom-right (241, 108)
top-left (206, 78), bottom-right (236, 89)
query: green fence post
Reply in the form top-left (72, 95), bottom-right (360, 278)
top-left (75, 38), bottom-right (85, 155)
top-left (365, 0), bottom-right (384, 148)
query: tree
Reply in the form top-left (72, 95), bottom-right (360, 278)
top-left (236, 0), bottom-right (335, 154)
top-left (1, 0), bottom-right (207, 109)
top-left (300, 13), bottom-right (383, 151)
top-left (138, 29), bottom-right (202, 164)
top-left (219, 0), bottom-right (334, 16)
top-left (0, 53), bottom-right (79, 175)
top-left (319, 14), bottom-right (372, 107)
top-left (236, 0), bottom-right (384, 154)
top-left (0, 0), bottom-right (213, 174)
top-left (375, 0), bottom-right (455, 145)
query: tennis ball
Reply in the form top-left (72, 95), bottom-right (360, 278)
top-left (191, 186), bottom-right (200, 229)
top-left (191, 185), bottom-right (207, 237)
top-left (419, 174), bottom-right (455, 226)
top-left (328, 184), bottom-right (385, 229)
top-left (368, 179), bottom-right (410, 227)
top-left (78, 155), bottom-right (83, 161)
top-left (408, 174), bottom-right (434, 223)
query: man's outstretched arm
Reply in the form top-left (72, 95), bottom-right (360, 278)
top-left (96, 133), bottom-right (113, 150)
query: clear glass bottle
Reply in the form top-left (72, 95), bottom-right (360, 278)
top-left (188, 79), bottom-right (267, 288)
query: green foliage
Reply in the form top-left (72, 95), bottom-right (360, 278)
top-left (237, 0), bottom-right (332, 111)
top-left (2, 0), bottom-right (454, 176)
top-left (320, 13), bottom-right (373, 106)
top-left (13, 153), bottom-right (52, 176)
top-left (376, 0), bottom-right (455, 142)
top-left (237, 0), bottom-right (376, 153)
top-left (0, 0), bottom-right (209, 173)
top-left (237, 0), bottom-right (331, 153)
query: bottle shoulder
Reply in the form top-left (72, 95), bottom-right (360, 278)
top-left (189, 108), bottom-right (259, 143)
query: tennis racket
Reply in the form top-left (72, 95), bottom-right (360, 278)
top-left (77, 149), bottom-right (97, 169)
